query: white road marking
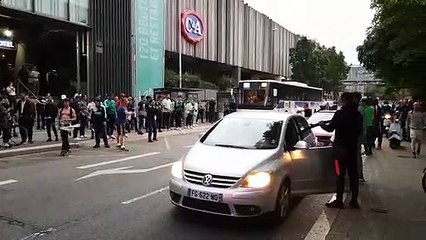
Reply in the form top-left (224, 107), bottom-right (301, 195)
top-left (76, 163), bottom-right (174, 181)
top-left (121, 186), bottom-right (169, 205)
top-left (183, 145), bottom-right (193, 149)
top-left (0, 179), bottom-right (18, 186)
top-left (304, 193), bottom-right (347, 240)
top-left (164, 137), bottom-right (170, 150)
top-left (19, 228), bottom-right (56, 240)
top-left (76, 152), bottom-right (161, 169)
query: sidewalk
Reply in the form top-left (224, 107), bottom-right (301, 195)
top-left (0, 124), bottom-right (212, 158)
top-left (326, 141), bottom-right (426, 240)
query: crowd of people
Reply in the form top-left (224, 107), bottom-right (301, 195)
top-left (0, 89), bottom-right (220, 156)
top-left (318, 92), bottom-right (425, 209)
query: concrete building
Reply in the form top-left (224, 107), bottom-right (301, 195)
top-left (0, 0), bottom-right (299, 97)
top-left (341, 65), bottom-right (384, 95)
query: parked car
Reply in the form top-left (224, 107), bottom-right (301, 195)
top-left (170, 111), bottom-right (337, 223)
top-left (307, 110), bottom-right (336, 146)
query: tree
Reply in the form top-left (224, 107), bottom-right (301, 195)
top-left (290, 37), bottom-right (349, 96)
top-left (164, 69), bottom-right (218, 89)
top-left (357, 0), bottom-right (426, 98)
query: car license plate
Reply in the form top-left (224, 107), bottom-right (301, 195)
top-left (188, 189), bottom-right (223, 203)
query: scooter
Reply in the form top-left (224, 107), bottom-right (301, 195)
top-left (388, 118), bottom-right (402, 149)
top-left (383, 113), bottom-right (392, 138)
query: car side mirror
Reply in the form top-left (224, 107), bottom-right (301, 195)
top-left (294, 141), bottom-right (309, 150)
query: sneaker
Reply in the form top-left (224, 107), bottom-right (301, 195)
top-left (80, 135), bottom-right (86, 138)
top-left (55, 138), bottom-right (59, 142)
top-left (125, 134), bottom-right (129, 138)
top-left (47, 139), bottom-right (52, 142)
top-left (105, 145), bottom-right (110, 148)
top-left (153, 138), bottom-right (158, 141)
top-left (74, 137), bottom-right (82, 141)
top-left (116, 145), bottom-right (122, 148)
top-left (413, 152), bottom-right (417, 158)
top-left (325, 200), bottom-right (344, 209)
top-left (148, 140), bottom-right (153, 143)
top-left (3, 143), bottom-right (10, 148)
top-left (93, 145), bottom-right (100, 149)
top-left (359, 178), bottom-right (367, 183)
top-left (110, 135), bottom-right (116, 139)
top-left (120, 146), bottom-right (129, 151)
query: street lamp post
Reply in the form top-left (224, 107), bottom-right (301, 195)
top-left (178, 9), bottom-right (183, 89)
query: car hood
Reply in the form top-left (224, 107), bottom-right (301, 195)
top-left (183, 142), bottom-right (277, 177)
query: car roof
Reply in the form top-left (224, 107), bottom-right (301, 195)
top-left (227, 110), bottom-right (294, 121)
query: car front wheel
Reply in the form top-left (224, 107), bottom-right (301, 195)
top-left (272, 180), bottom-right (291, 223)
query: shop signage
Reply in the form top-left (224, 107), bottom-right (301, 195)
top-left (181, 11), bottom-right (205, 44)
top-left (134, 0), bottom-right (165, 98)
top-left (0, 39), bottom-right (14, 49)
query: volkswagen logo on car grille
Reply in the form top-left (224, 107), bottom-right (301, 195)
top-left (202, 174), bottom-right (213, 186)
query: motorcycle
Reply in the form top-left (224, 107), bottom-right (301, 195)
top-left (388, 118), bottom-right (402, 149)
top-left (383, 113), bottom-right (392, 138)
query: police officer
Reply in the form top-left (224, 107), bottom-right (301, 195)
top-left (319, 92), bottom-right (363, 209)
top-left (91, 99), bottom-right (110, 148)
top-left (146, 96), bottom-right (158, 143)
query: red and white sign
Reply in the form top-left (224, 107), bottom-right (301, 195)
top-left (181, 10), bottom-right (205, 44)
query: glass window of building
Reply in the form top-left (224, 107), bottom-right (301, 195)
top-left (35, 0), bottom-right (69, 20)
top-left (2, 0), bottom-right (33, 11)
top-left (70, 0), bottom-right (89, 25)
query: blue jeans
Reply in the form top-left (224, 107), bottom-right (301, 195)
top-left (147, 118), bottom-right (157, 141)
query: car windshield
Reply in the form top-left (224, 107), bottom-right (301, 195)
top-left (307, 113), bottom-right (334, 124)
top-left (202, 118), bottom-right (283, 149)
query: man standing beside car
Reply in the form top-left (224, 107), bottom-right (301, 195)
top-left (319, 92), bottom-right (363, 209)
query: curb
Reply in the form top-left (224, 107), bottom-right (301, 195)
top-left (0, 143), bottom-right (80, 158)
top-left (0, 125), bottom-right (211, 158)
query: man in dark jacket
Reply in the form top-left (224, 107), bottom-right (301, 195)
top-left (91, 98), bottom-right (109, 148)
top-left (17, 94), bottom-right (36, 143)
top-left (146, 96), bottom-right (158, 142)
top-left (44, 97), bottom-right (58, 142)
top-left (0, 98), bottom-right (11, 148)
top-left (320, 92), bottom-right (363, 209)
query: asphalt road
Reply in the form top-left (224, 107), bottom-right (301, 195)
top-left (0, 132), bottom-right (341, 240)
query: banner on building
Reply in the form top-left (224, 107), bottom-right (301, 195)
top-left (134, 0), bottom-right (165, 98)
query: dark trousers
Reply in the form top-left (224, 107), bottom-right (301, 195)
top-left (19, 117), bottom-right (34, 142)
top-left (209, 111), bottom-right (215, 123)
top-left (163, 112), bottom-right (171, 129)
top-left (401, 120), bottom-right (408, 140)
top-left (198, 110), bottom-right (204, 123)
top-left (186, 114), bottom-right (193, 127)
top-left (374, 126), bottom-right (383, 148)
top-left (37, 113), bottom-right (45, 130)
top-left (60, 130), bottom-right (70, 151)
top-left (79, 116), bottom-right (87, 136)
top-left (147, 118), bottom-right (157, 141)
top-left (365, 126), bottom-right (375, 154)
top-left (46, 119), bottom-right (58, 140)
top-left (2, 126), bottom-right (10, 144)
top-left (106, 114), bottom-right (116, 136)
top-left (156, 114), bottom-right (162, 130)
top-left (336, 158), bottom-right (359, 202)
top-left (94, 123), bottom-right (108, 146)
top-left (175, 113), bottom-right (182, 128)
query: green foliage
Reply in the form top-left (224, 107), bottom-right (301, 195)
top-left (164, 69), bottom-right (218, 89)
top-left (216, 75), bottom-right (233, 91)
top-left (289, 37), bottom-right (349, 96)
top-left (357, 0), bottom-right (426, 98)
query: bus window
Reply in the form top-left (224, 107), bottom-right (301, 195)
top-left (243, 90), bottom-right (266, 104)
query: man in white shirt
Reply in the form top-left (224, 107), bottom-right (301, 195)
top-left (162, 96), bottom-right (172, 130)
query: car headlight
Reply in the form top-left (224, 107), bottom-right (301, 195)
top-left (171, 161), bottom-right (183, 178)
top-left (385, 114), bottom-right (391, 119)
top-left (241, 172), bottom-right (272, 188)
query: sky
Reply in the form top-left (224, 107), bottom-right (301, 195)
top-left (244, 0), bottom-right (375, 65)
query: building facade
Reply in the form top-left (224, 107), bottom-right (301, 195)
top-left (1, 0), bottom-right (299, 97)
top-left (341, 66), bottom-right (384, 94)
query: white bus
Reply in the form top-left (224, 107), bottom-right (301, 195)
top-left (238, 79), bottom-right (324, 113)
